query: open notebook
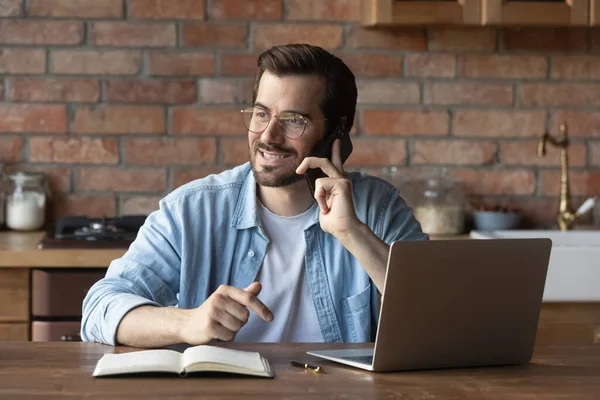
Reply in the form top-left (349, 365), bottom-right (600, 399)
top-left (93, 345), bottom-right (274, 378)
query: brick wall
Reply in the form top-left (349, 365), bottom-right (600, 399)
top-left (1, 0), bottom-right (598, 227)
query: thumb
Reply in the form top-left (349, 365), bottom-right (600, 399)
top-left (244, 281), bottom-right (262, 296)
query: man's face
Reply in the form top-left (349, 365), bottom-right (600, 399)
top-left (248, 71), bottom-right (326, 188)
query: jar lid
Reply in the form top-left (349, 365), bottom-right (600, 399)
top-left (8, 171), bottom-right (45, 185)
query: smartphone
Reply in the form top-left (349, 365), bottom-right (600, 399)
top-left (303, 118), bottom-right (353, 195)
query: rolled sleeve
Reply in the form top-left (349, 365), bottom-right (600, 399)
top-left (81, 196), bottom-right (183, 345)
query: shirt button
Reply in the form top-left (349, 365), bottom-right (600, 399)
top-left (247, 250), bottom-right (255, 258)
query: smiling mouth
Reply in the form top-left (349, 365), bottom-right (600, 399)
top-left (258, 149), bottom-right (290, 160)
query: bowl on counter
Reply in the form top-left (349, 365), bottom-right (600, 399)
top-left (472, 210), bottom-right (520, 230)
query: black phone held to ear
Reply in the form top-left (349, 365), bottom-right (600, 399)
top-left (303, 117), bottom-right (353, 195)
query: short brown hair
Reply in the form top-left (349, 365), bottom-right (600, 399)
top-left (253, 43), bottom-right (357, 136)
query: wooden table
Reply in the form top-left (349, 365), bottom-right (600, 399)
top-left (1, 342), bottom-right (599, 399)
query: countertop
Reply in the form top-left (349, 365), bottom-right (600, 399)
top-left (0, 231), bottom-right (468, 268)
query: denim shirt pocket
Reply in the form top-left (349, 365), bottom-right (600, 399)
top-left (341, 284), bottom-right (371, 342)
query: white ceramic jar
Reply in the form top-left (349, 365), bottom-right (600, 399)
top-left (6, 172), bottom-right (47, 231)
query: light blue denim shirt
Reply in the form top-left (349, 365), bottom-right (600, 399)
top-left (81, 162), bottom-right (428, 345)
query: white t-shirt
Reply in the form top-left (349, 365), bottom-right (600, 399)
top-left (233, 201), bottom-right (323, 342)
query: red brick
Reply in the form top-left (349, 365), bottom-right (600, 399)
top-left (0, 80), bottom-right (4, 100)
top-left (53, 194), bottom-right (116, 219)
top-left (129, 0), bottom-right (205, 20)
top-left (173, 167), bottom-right (226, 188)
top-left (0, 0), bottom-right (22, 16)
top-left (521, 83), bottom-right (600, 107)
top-left (241, 79), bottom-right (254, 104)
top-left (287, 0), bottom-right (360, 21)
top-left (71, 105), bottom-right (165, 135)
top-left (356, 81), bottom-right (419, 105)
top-left (254, 24), bottom-right (343, 50)
top-left (338, 54), bottom-right (403, 77)
top-left (183, 23), bottom-right (247, 48)
top-left (210, 0), bottom-right (281, 20)
top-left (0, 105), bottom-right (66, 134)
top-left (502, 28), bottom-right (588, 52)
top-left (76, 167), bottom-right (167, 192)
top-left (52, 50), bottom-right (141, 75)
top-left (500, 141), bottom-right (586, 167)
top-left (0, 49), bottom-right (45, 74)
top-left (350, 27), bottom-right (425, 50)
top-left (412, 140), bottom-right (497, 166)
top-left (172, 108), bottom-right (242, 135)
top-left (148, 51), bottom-right (215, 76)
top-left (221, 138), bottom-right (249, 164)
top-left (405, 54), bottom-right (456, 78)
top-left (591, 142), bottom-right (600, 165)
top-left (0, 20), bottom-right (83, 45)
top-left (454, 110), bottom-right (546, 138)
top-left (6, 165), bottom-right (70, 192)
top-left (551, 56), bottom-right (600, 80)
top-left (124, 138), bottom-right (217, 165)
top-left (345, 139), bottom-right (406, 166)
top-left (220, 53), bottom-right (259, 76)
top-left (29, 137), bottom-right (119, 164)
top-left (461, 54), bottom-right (547, 79)
top-left (428, 28), bottom-right (496, 51)
top-left (30, 0), bottom-right (122, 18)
top-left (363, 109), bottom-right (449, 136)
top-left (451, 169), bottom-right (535, 195)
top-left (121, 196), bottom-right (161, 215)
top-left (0, 137), bottom-right (23, 163)
top-left (106, 80), bottom-right (196, 104)
top-left (551, 111), bottom-right (600, 138)
top-left (424, 82), bottom-right (513, 106)
top-left (92, 22), bottom-right (176, 47)
top-left (8, 78), bottom-right (99, 102)
top-left (541, 171), bottom-right (600, 197)
top-left (199, 78), bottom-right (238, 104)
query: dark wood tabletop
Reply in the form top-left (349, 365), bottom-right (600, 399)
top-left (1, 342), bottom-right (599, 399)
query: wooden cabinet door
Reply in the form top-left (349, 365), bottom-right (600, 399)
top-left (362, 0), bottom-right (483, 26)
top-left (591, 0), bottom-right (600, 24)
top-left (0, 269), bottom-right (29, 322)
top-left (0, 323), bottom-right (29, 341)
top-left (483, 0), bottom-right (589, 25)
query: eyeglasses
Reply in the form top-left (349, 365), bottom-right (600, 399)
top-left (241, 106), bottom-right (326, 140)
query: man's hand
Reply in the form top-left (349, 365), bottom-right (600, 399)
top-left (296, 139), bottom-right (364, 239)
top-left (180, 282), bottom-right (273, 344)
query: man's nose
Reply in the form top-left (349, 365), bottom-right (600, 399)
top-left (260, 117), bottom-right (284, 144)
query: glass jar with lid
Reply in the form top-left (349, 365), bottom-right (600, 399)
top-left (5, 172), bottom-right (49, 231)
top-left (385, 168), bottom-right (464, 236)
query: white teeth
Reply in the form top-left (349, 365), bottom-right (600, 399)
top-left (261, 151), bottom-right (286, 159)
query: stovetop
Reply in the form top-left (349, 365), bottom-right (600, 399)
top-left (38, 215), bottom-right (147, 249)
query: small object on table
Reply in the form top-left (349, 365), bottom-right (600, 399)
top-left (291, 360), bottom-right (324, 373)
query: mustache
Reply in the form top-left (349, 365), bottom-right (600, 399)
top-left (254, 142), bottom-right (295, 155)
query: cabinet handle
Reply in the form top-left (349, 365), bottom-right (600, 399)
top-left (60, 334), bottom-right (81, 342)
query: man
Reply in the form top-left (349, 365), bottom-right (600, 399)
top-left (81, 44), bottom-right (427, 347)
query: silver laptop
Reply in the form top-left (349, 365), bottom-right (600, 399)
top-left (307, 239), bottom-right (552, 372)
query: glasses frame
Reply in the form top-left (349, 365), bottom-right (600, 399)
top-left (241, 106), bottom-right (327, 140)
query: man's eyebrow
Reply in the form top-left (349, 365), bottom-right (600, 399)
top-left (254, 102), bottom-right (312, 120)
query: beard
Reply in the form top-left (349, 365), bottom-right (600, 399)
top-left (249, 141), bottom-right (305, 188)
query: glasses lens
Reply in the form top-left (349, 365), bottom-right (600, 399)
top-left (279, 113), bottom-right (306, 139)
top-left (242, 107), bottom-right (269, 133)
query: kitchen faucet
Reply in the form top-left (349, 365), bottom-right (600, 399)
top-left (537, 123), bottom-right (597, 231)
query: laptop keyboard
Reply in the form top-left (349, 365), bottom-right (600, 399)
top-left (339, 355), bottom-right (374, 364)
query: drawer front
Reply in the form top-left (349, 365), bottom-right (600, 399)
top-left (32, 269), bottom-right (106, 317)
top-left (0, 323), bottom-right (29, 341)
top-left (0, 269), bottom-right (30, 322)
top-left (31, 321), bottom-right (81, 342)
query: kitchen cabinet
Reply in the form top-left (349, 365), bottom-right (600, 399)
top-left (483, 0), bottom-right (589, 26)
top-left (591, 0), bottom-right (600, 23)
top-left (362, 0), bottom-right (483, 26)
top-left (362, 0), bottom-right (591, 26)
